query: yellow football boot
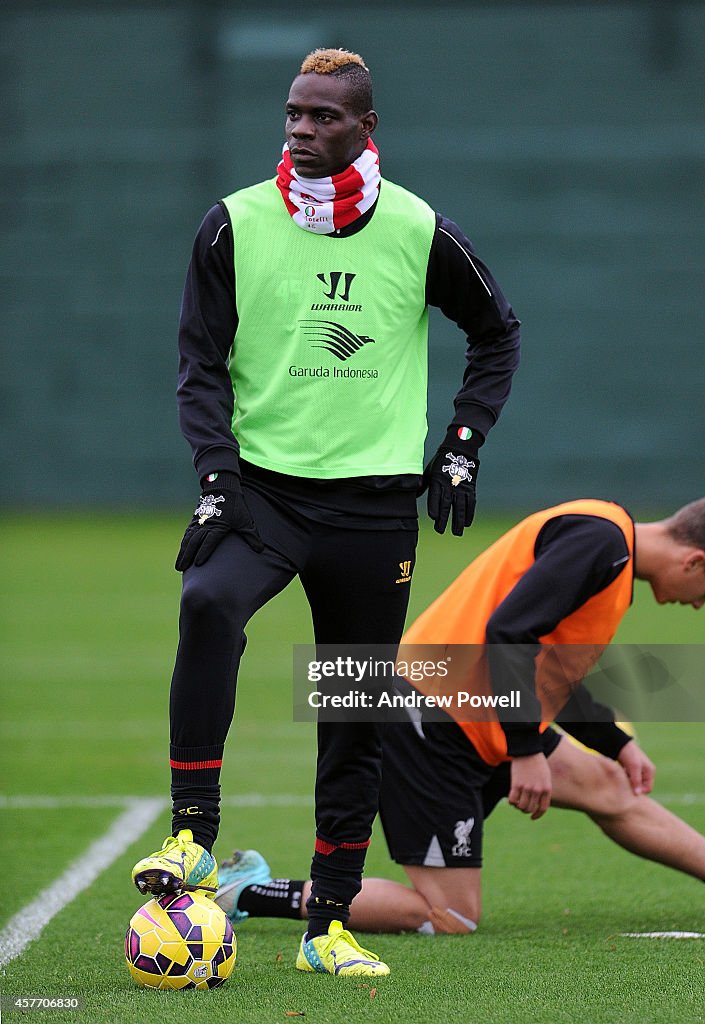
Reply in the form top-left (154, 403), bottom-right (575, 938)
top-left (296, 920), bottom-right (390, 976)
top-left (132, 829), bottom-right (217, 898)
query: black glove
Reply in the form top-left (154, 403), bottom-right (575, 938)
top-left (422, 428), bottom-right (481, 537)
top-left (175, 472), bottom-right (264, 571)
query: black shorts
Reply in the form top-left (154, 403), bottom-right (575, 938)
top-left (379, 714), bottom-right (562, 868)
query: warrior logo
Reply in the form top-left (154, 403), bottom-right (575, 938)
top-left (451, 817), bottom-right (475, 858)
top-left (442, 452), bottom-right (476, 488)
top-left (299, 319), bottom-right (375, 361)
top-left (317, 271), bottom-right (356, 302)
top-left (395, 560), bottom-right (413, 584)
top-left (195, 494), bottom-right (225, 525)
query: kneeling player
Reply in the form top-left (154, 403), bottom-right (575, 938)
top-left (216, 719), bottom-right (705, 933)
top-left (215, 497), bottom-right (705, 932)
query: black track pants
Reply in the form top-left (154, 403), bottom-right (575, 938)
top-left (169, 483), bottom-right (417, 868)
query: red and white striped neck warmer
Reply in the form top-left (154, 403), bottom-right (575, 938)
top-left (275, 139), bottom-right (380, 234)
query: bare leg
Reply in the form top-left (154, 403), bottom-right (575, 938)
top-left (295, 879), bottom-right (431, 932)
top-left (549, 737), bottom-right (705, 878)
top-left (402, 865), bottom-right (481, 930)
top-left (347, 865), bottom-right (480, 933)
top-left (296, 869), bottom-right (480, 933)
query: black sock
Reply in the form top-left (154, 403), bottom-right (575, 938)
top-left (170, 793), bottom-right (220, 852)
top-left (170, 743), bottom-right (223, 851)
top-left (306, 840), bottom-right (368, 938)
top-left (238, 880), bottom-right (306, 920)
top-left (306, 895), bottom-right (350, 938)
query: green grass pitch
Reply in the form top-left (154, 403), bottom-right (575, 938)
top-left (1, 514), bottom-right (704, 1024)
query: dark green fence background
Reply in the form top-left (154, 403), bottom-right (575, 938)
top-left (2, 1), bottom-right (703, 511)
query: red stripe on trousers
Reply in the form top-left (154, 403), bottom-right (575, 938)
top-left (315, 837), bottom-right (371, 856)
top-left (169, 758), bottom-right (222, 770)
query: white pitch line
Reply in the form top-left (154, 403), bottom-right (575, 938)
top-left (621, 932), bottom-right (705, 940)
top-left (2, 792), bottom-right (700, 809)
top-left (0, 793), bottom-right (314, 810)
top-left (0, 797), bottom-right (164, 968)
top-left (6, 792), bottom-right (704, 810)
top-left (659, 793), bottom-right (705, 806)
top-left (222, 793), bottom-right (314, 808)
top-left (0, 795), bottom-right (161, 809)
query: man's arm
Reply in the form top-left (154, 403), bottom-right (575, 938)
top-left (174, 205), bottom-right (264, 568)
top-left (486, 515), bottom-right (632, 816)
top-left (555, 684), bottom-right (633, 759)
top-left (177, 203), bottom-right (241, 480)
top-left (426, 216), bottom-right (521, 437)
top-left (486, 514), bottom-right (632, 755)
top-left (423, 216), bottom-right (521, 534)
top-left (555, 690), bottom-right (655, 795)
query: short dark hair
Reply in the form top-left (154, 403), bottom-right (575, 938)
top-left (667, 498), bottom-right (705, 550)
top-left (299, 48), bottom-right (374, 115)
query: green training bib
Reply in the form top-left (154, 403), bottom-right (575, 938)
top-left (222, 178), bottom-right (436, 478)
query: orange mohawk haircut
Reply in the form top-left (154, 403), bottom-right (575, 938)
top-left (298, 48), bottom-right (374, 115)
top-left (300, 48), bottom-right (369, 74)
